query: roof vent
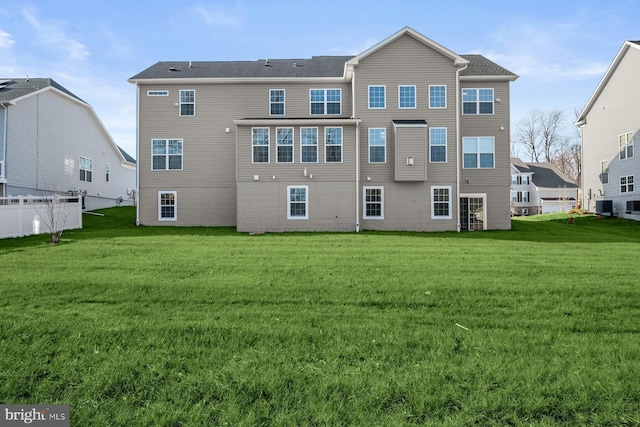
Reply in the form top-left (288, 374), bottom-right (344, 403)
top-left (169, 67), bottom-right (179, 72)
top-left (264, 59), bottom-right (270, 67)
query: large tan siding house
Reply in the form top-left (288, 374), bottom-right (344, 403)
top-left (129, 27), bottom-right (517, 232)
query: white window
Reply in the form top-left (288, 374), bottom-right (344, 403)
top-left (429, 127), bottom-right (447, 162)
top-left (511, 175), bottom-right (517, 185)
top-left (158, 191), bottom-right (177, 221)
top-left (270, 89), bottom-right (285, 116)
top-left (431, 186), bottom-right (452, 219)
top-left (619, 131), bottom-right (634, 160)
top-left (276, 128), bottom-right (293, 163)
top-left (152, 139), bottom-right (183, 170)
top-left (523, 191), bottom-right (529, 202)
top-left (301, 128), bottom-right (318, 163)
top-left (398, 85), bottom-right (416, 109)
top-left (601, 160), bottom-right (609, 184)
top-left (620, 175), bottom-right (634, 193)
top-left (287, 185), bottom-right (308, 219)
top-left (310, 89), bottom-right (341, 115)
top-left (79, 156), bottom-right (93, 182)
top-left (363, 186), bottom-right (384, 219)
top-left (463, 137), bottom-right (494, 168)
top-left (252, 128), bottom-right (270, 163)
top-left (179, 90), bottom-right (195, 116)
top-left (429, 85), bottom-right (446, 108)
top-left (147, 90), bottom-right (168, 96)
top-left (462, 88), bottom-right (493, 115)
top-left (368, 85), bottom-right (386, 109)
top-left (105, 163), bottom-right (110, 182)
top-left (325, 127), bottom-right (342, 163)
top-left (368, 128), bottom-right (386, 163)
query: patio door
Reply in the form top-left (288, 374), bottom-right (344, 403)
top-left (460, 194), bottom-right (486, 231)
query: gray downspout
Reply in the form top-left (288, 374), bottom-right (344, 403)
top-left (455, 63), bottom-right (468, 232)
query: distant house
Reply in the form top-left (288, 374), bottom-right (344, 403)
top-left (577, 41), bottom-right (640, 219)
top-left (0, 78), bottom-right (135, 210)
top-left (129, 27), bottom-right (518, 232)
top-left (511, 158), bottom-right (578, 215)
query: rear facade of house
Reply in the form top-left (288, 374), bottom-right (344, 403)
top-left (130, 27), bottom-right (517, 232)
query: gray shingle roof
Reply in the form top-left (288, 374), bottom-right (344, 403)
top-left (129, 56), bottom-right (355, 80)
top-left (118, 146), bottom-right (136, 163)
top-left (0, 78), bottom-right (85, 103)
top-left (130, 54), bottom-right (517, 81)
top-left (460, 55), bottom-right (518, 78)
top-left (512, 158), bottom-right (578, 188)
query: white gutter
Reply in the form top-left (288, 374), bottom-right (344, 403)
top-left (351, 65), bottom-right (360, 232)
top-left (455, 63), bottom-right (468, 232)
top-left (134, 83), bottom-right (140, 225)
top-left (1, 103), bottom-right (7, 195)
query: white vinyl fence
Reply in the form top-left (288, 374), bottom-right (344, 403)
top-left (0, 196), bottom-right (82, 239)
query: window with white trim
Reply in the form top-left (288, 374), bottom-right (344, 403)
top-left (429, 127), bottom-right (447, 162)
top-left (369, 128), bottom-right (386, 163)
top-left (79, 156), bottom-right (93, 182)
top-left (105, 163), bottom-right (110, 182)
top-left (325, 127), bottom-right (342, 163)
top-left (179, 90), bottom-right (195, 116)
top-left (310, 89), bottom-right (341, 115)
top-left (429, 85), bottom-right (446, 108)
top-left (252, 128), bottom-right (270, 163)
top-left (619, 131), bottom-right (634, 160)
top-left (601, 160), bottom-right (609, 184)
top-left (270, 89), bottom-right (285, 116)
top-left (399, 85), bottom-right (416, 109)
top-left (301, 128), bottom-right (318, 163)
top-left (463, 137), bottom-right (494, 168)
top-left (363, 186), bottom-right (384, 219)
top-left (368, 85), bottom-right (386, 109)
top-left (152, 139), bottom-right (183, 170)
top-left (431, 186), bottom-right (452, 219)
top-left (287, 185), bottom-right (308, 219)
top-left (462, 88), bottom-right (493, 115)
top-left (620, 175), bottom-right (634, 193)
top-left (276, 128), bottom-right (293, 163)
top-left (158, 191), bottom-right (177, 221)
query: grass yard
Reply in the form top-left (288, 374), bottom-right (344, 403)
top-left (1, 207), bottom-right (639, 426)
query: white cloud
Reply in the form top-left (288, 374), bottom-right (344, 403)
top-left (0, 29), bottom-right (15, 49)
top-left (188, 2), bottom-right (244, 28)
top-left (22, 7), bottom-right (89, 61)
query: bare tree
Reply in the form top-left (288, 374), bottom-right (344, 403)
top-left (40, 187), bottom-right (69, 245)
top-left (539, 110), bottom-right (563, 162)
top-left (514, 109), bottom-right (543, 161)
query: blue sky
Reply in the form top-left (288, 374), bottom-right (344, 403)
top-left (0, 0), bottom-right (636, 158)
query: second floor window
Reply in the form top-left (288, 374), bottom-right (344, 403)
top-left (79, 156), bottom-right (93, 182)
top-left (325, 127), bottom-right (342, 163)
top-left (601, 160), bottom-right (609, 184)
top-left (429, 127), bottom-right (447, 162)
top-left (462, 88), bottom-right (493, 115)
top-left (429, 85), bottom-right (446, 108)
top-left (368, 86), bottom-right (386, 109)
top-left (179, 90), bottom-right (195, 116)
top-left (463, 137), bottom-right (494, 168)
top-left (399, 85), bottom-right (416, 109)
top-left (276, 128), bottom-right (293, 163)
top-left (619, 131), bottom-right (634, 160)
top-left (105, 163), bottom-right (110, 182)
top-left (270, 89), bottom-right (285, 116)
top-left (301, 128), bottom-right (318, 163)
top-left (310, 89), bottom-right (341, 115)
top-left (369, 128), bottom-right (386, 163)
top-left (252, 128), bottom-right (269, 163)
top-left (621, 175), bottom-right (634, 193)
top-left (152, 139), bottom-right (183, 170)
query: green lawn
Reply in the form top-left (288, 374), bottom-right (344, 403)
top-left (1, 207), bottom-right (639, 426)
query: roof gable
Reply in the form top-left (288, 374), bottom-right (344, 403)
top-left (577, 41), bottom-right (640, 124)
top-left (346, 27), bottom-right (468, 67)
top-left (0, 78), bottom-right (85, 104)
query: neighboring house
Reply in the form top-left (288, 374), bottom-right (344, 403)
top-left (129, 27), bottom-right (517, 232)
top-left (577, 41), bottom-right (640, 219)
top-left (511, 158), bottom-right (579, 215)
top-left (0, 78), bottom-right (136, 210)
